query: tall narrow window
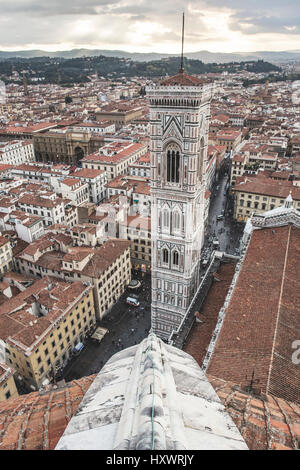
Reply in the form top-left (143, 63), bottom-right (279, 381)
top-left (162, 248), bottom-right (169, 264)
top-left (173, 251), bottom-right (179, 266)
top-left (163, 210), bottom-right (169, 228)
top-left (173, 211), bottom-right (180, 231)
top-left (198, 138), bottom-right (205, 181)
top-left (175, 151), bottom-right (180, 182)
top-left (166, 144), bottom-right (181, 183)
top-left (167, 150), bottom-right (171, 181)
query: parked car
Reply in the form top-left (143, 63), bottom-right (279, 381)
top-left (73, 342), bottom-right (84, 356)
top-left (126, 296), bottom-right (140, 307)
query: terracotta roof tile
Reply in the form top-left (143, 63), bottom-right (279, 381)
top-left (207, 226), bottom-right (300, 405)
top-left (207, 375), bottom-right (300, 450)
top-left (0, 375), bottom-right (96, 450)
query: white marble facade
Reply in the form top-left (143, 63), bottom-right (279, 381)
top-left (146, 77), bottom-right (214, 339)
top-left (55, 333), bottom-right (247, 450)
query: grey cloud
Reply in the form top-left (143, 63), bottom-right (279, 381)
top-left (0, 0), bottom-right (119, 16)
top-left (0, 0), bottom-right (299, 50)
top-left (201, 0), bottom-right (300, 35)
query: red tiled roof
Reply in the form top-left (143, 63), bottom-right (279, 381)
top-left (234, 175), bottom-right (300, 200)
top-left (159, 70), bottom-right (210, 87)
top-left (208, 376), bottom-right (300, 450)
top-left (70, 168), bottom-right (104, 178)
top-left (0, 371), bottom-right (298, 450)
top-left (0, 375), bottom-right (96, 450)
top-left (207, 225), bottom-right (300, 405)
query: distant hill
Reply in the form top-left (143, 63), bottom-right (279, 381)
top-left (0, 56), bottom-right (281, 85)
top-left (0, 49), bottom-right (300, 64)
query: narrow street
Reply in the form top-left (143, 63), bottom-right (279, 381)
top-left (63, 272), bottom-right (152, 381)
top-left (203, 170), bottom-right (244, 257)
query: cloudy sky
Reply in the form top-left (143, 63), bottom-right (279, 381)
top-left (0, 0), bottom-right (299, 53)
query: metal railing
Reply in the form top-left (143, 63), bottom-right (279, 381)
top-left (168, 251), bottom-right (221, 348)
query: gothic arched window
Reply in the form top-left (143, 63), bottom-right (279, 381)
top-left (198, 137), bottom-right (205, 181)
top-left (166, 143), bottom-right (181, 183)
top-left (173, 211), bottom-right (181, 231)
top-left (163, 210), bottom-right (169, 228)
top-left (173, 251), bottom-right (179, 266)
top-left (162, 248), bottom-right (169, 264)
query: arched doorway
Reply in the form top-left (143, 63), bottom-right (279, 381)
top-left (74, 146), bottom-right (84, 164)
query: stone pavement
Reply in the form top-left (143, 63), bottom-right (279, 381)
top-left (63, 271), bottom-right (152, 382)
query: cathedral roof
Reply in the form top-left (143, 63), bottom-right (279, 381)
top-left (55, 333), bottom-right (247, 450)
top-left (159, 70), bottom-right (210, 87)
top-left (1, 366), bottom-right (299, 450)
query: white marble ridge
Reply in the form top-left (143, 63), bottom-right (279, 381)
top-left (55, 333), bottom-right (248, 450)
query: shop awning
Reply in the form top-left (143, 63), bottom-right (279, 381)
top-left (91, 327), bottom-right (109, 342)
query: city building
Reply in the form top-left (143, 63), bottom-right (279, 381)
top-left (33, 128), bottom-right (105, 164)
top-left (232, 174), bottom-right (300, 221)
top-left (15, 235), bottom-right (132, 319)
top-left (0, 363), bottom-right (18, 402)
top-left (0, 210), bottom-right (44, 243)
top-left (72, 121), bottom-right (116, 135)
top-left (128, 152), bottom-right (151, 178)
top-left (0, 140), bottom-right (35, 166)
top-left (0, 276), bottom-right (95, 390)
top-left (95, 105), bottom-right (143, 129)
top-left (81, 141), bottom-right (148, 181)
top-left (17, 192), bottom-right (65, 226)
top-left (69, 168), bottom-right (107, 203)
top-left (119, 214), bottom-right (151, 272)
top-left (216, 129), bottom-right (242, 152)
top-left (0, 235), bottom-right (13, 277)
top-left (50, 177), bottom-right (89, 207)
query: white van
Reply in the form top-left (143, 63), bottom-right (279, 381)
top-left (126, 297), bottom-right (140, 307)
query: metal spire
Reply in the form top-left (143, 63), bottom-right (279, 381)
top-left (180, 12), bottom-right (185, 73)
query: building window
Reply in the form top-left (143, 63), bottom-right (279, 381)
top-left (173, 251), bottom-right (179, 266)
top-left (173, 211), bottom-right (181, 231)
top-left (166, 144), bottom-right (180, 183)
top-left (162, 248), bottom-right (169, 264)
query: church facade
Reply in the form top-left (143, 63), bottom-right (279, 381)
top-left (146, 71), bottom-right (214, 340)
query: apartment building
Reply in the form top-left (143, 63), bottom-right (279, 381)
top-left (72, 121), bottom-right (116, 135)
top-left (0, 210), bottom-right (44, 243)
top-left (70, 224), bottom-right (102, 247)
top-left (0, 140), bottom-right (35, 166)
top-left (11, 162), bottom-right (70, 185)
top-left (230, 152), bottom-right (278, 187)
top-left (81, 141), bottom-right (148, 181)
top-left (216, 129), bottom-right (242, 152)
top-left (70, 168), bottom-right (107, 203)
top-left (16, 191), bottom-right (78, 228)
top-left (233, 174), bottom-right (300, 221)
top-left (290, 136), bottom-right (300, 155)
top-left (95, 106), bottom-right (143, 130)
top-left (0, 363), bottom-right (18, 402)
top-left (119, 215), bottom-right (151, 272)
top-left (15, 235), bottom-right (132, 319)
top-left (51, 177), bottom-right (89, 207)
top-left (0, 277), bottom-right (95, 390)
top-left (128, 152), bottom-right (151, 178)
top-left (0, 236), bottom-right (13, 277)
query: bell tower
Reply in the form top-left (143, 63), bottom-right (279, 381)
top-left (146, 20), bottom-right (214, 340)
